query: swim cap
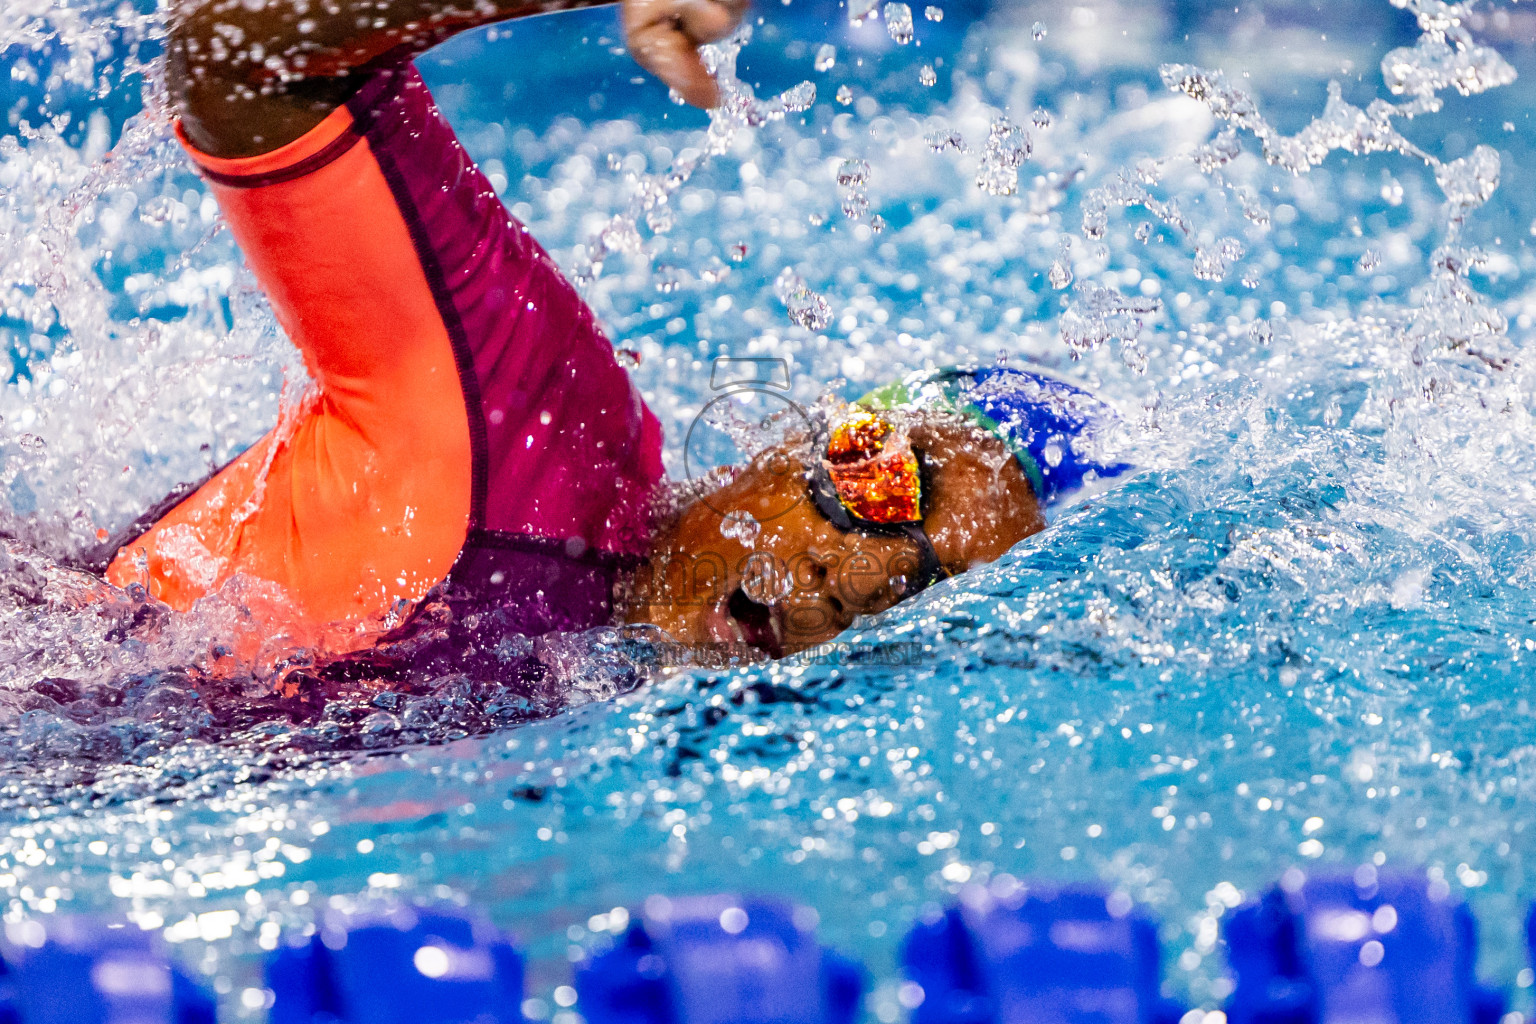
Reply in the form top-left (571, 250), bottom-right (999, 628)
top-left (858, 365), bottom-right (1133, 506)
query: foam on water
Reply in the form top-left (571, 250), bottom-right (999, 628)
top-left (3, 0), bottom-right (1536, 1015)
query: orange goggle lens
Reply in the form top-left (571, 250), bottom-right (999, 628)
top-left (823, 413), bottom-right (923, 524)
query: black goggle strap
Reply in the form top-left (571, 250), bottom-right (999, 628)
top-left (806, 446), bottom-right (949, 597)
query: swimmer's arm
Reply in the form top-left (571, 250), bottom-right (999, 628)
top-left (168, 0), bottom-right (746, 159)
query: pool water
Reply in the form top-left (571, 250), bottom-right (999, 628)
top-left (4, 0), bottom-right (1536, 1016)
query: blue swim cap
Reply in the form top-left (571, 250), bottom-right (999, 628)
top-left (858, 365), bottom-right (1134, 506)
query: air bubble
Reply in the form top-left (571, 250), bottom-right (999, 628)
top-left (884, 2), bottom-right (915, 44)
top-left (814, 44), bottom-right (836, 72)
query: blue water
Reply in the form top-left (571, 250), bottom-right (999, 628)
top-left (4, 0), bottom-right (1536, 1018)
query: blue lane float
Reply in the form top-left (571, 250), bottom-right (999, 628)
top-left (0, 870), bottom-right (1525, 1024)
top-left (576, 894), bottom-right (864, 1024)
top-left (900, 880), bottom-right (1185, 1024)
top-left (266, 907), bottom-right (526, 1024)
top-left (1224, 869), bottom-right (1504, 1024)
top-left (0, 917), bottom-right (215, 1024)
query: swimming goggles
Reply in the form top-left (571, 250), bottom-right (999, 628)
top-left (807, 410), bottom-right (948, 594)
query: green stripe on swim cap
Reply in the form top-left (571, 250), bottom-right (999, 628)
top-left (855, 370), bottom-right (1049, 500)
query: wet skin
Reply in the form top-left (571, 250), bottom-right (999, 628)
top-left (625, 417), bottom-right (1046, 657)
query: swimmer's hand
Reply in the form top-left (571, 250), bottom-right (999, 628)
top-left (622, 0), bottom-right (749, 109)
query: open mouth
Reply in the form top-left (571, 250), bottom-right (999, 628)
top-left (725, 587), bottom-right (785, 659)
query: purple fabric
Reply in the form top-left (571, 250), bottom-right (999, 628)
top-left (332, 61), bottom-right (664, 643)
top-left (347, 62), bottom-right (664, 561)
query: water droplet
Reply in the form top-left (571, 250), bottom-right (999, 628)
top-left (654, 264), bottom-right (685, 293)
top-left (1134, 222), bottom-right (1153, 242)
top-left (884, 2), bottom-right (914, 44)
top-left (924, 5), bottom-right (943, 20)
top-left (926, 129), bottom-right (967, 153)
top-left (729, 242), bottom-right (750, 261)
top-left (776, 270), bottom-right (834, 330)
top-left (138, 196), bottom-right (177, 227)
top-left (836, 158), bottom-right (871, 189)
top-left (1192, 237), bottom-right (1245, 281)
top-left (777, 80), bottom-right (817, 113)
top-left (1031, 107), bottom-right (1052, 129)
top-left (849, 0), bottom-right (879, 24)
top-left (919, 65), bottom-right (937, 87)
top-left (976, 117), bottom-right (1031, 196)
top-left (1435, 145), bottom-right (1500, 214)
top-left (1032, 20), bottom-right (1047, 40)
top-left (870, 215), bottom-right (886, 233)
top-left (1120, 341), bottom-right (1148, 374)
top-left (787, 289), bottom-right (833, 330)
top-left (1357, 249), bottom-right (1381, 272)
top-left (598, 216), bottom-right (643, 256)
top-left (1059, 285), bottom-right (1161, 363)
top-left (808, 211), bottom-right (827, 226)
top-left (18, 434), bottom-right (46, 453)
top-left (836, 85), bottom-right (854, 106)
top-left (740, 551), bottom-right (790, 603)
top-left (814, 44), bottom-right (837, 72)
top-left (616, 349), bottom-right (642, 369)
top-left (720, 512), bottom-right (761, 544)
top-left (1048, 259), bottom-right (1073, 290)
top-left (1250, 318), bottom-right (1274, 345)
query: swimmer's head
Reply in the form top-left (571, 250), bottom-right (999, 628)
top-left (623, 366), bottom-right (1131, 658)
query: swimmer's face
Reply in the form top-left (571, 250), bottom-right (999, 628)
top-left (625, 418), bottom-right (1046, 658)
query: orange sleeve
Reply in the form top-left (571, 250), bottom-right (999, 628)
top-left (107, 83), bottom-right (473, 646)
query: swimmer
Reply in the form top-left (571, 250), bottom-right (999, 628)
top-left (98, 0), bottom-right (1130, 669)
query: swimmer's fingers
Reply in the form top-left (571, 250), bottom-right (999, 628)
top-left (623, 0), bottom-right (748, 109)
top-left (676, 0), bottom-right (750, 45)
